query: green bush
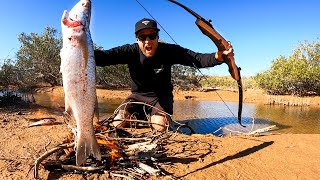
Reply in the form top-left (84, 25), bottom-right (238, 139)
top-left (15, 26), bottom-right (62, 87)
top-left (0, 59), bottom-right (17, 87)
top-left (254, 39), bottom-right (320, 96)
top-left (199, 75), bottom-right (258, 90)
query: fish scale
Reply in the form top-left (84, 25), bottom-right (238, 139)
top-left (60, 0), bottom-right (101, 166)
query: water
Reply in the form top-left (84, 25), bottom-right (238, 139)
top-left (0, 89), bottom-right (35, 105)
top-left (33, 93), bottom-right (320, 135)
top-left (172, 100), bottom-right (320, 135)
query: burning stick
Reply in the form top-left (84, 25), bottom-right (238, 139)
top-left (33, 120), bottom-right (173, 179)
top-left (34, 142), bottom-right (74, 179)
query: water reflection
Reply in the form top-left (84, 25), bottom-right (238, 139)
top-left (33, 93), bottom-right (123, 117)
top-left (172, 117), bottom-right (281, 136)
top-left (33, 93), bottom-right (320, 135)
top-left (97, 98), bottom-right (123, 116)
top-left (254, 105), bottom-right (320, 134)
top-left (0, 89), bottom-right (35, 104)
top-left (172, 101), bottom-right (276, 135)
top-left (173, 100), bottom-right (319, 135)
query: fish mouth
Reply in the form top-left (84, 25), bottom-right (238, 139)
top-left (70, 17), bottom-right (84, 27)
top-left (62, 16), bottom-right (84, 28)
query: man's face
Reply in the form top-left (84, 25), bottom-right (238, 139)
top-left (136, 29), bottom-right (159, 58)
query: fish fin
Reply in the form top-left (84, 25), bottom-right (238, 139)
top-left (76, 133), bottom-right (101, 166)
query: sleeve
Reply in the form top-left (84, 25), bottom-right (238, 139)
top-left (94, 44), bottom-right (138, 67)
top-left (168, 44), bottom-right (223, 68)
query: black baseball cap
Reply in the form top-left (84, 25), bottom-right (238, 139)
top-left (135, 18), bottom-right (160, 35)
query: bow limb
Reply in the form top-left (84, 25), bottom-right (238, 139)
top-left (238, 80), bottom-right (243, 126)
top-left (227, 53), bottom-right (244, 127)
top-left (235, 61), bottom-right (244, 127)
top-left (168, 0), bottom-right (244, 127)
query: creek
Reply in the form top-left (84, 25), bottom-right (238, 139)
top-left (33, 93), bottom-right (320, 135)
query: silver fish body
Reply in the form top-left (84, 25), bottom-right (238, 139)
top-left (60, 0), bottom-right (101, 166)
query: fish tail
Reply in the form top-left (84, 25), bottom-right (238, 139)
top-left (76, 133), bottom-right (101, 166)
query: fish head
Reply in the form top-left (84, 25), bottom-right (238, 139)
top-left (62, 0), bottom-right (91, 29)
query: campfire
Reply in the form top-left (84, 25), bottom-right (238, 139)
top-left (33, 117), bottom-right (175, 179)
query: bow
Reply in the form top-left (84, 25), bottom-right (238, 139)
top-left (168, 0), bottom-right (244, 127)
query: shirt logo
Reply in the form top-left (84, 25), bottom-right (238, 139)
top-left (142, 21), bottom-right (150, 26)
top-left (154, 65), bottom-right (164, 74)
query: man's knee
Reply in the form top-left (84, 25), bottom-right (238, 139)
top-left (151, 114), bottom-right (171, 132)
top-left (113, 110), bottom-right (131, 128)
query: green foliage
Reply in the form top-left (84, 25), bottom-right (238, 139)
top-left (1, 28), bottom-right (203, 90)
top-left (171, 65), bottom-right (202, 90)
top-left (199, 75), bottom-right (258, 90)
top-left (96, 63), bottom-right (202, 90)
top-left (15, 26), bottom-right (62, 87)
top-left (254, 39), bottom-right (320, 96)
top-left (96, 65), bottom-right (131, 88)
top-left (94, 44), bottom-right (131, 88)
top-left (200, 75), bottom-right (234, 89)
top-left (0, 59), bottom-right (17, 87)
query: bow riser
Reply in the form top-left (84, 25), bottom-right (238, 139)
top-left (195, 20), bottom-right (241, 81)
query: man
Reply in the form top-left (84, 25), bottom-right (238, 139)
top-left (94, 18), bottom-right (232, 132)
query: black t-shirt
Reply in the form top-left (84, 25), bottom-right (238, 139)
top-left (94, 42), bottom-right (222, 97)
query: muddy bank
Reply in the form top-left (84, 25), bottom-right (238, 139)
top-left (1, 87), bottom-right (320, 179)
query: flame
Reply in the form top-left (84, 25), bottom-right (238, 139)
top-left (62, 132), bottom-right (75, 157)
top-left (61, 125), bottom-right (124, 162)
top-left (66, 132), bottom-right (75, 143)
top-left (94, 123), bottom-right (108, 131)
top-left (63, 147), bottom-right (74, 157)
top-left (94, 124), bottom-right (124, 161)
top-left (97, 138), bottom-right (124, 161)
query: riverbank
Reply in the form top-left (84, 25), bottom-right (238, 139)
top-left (1, 86), bottom-right (320, 179)
top-left (36, 86), bottom-right (320, 107)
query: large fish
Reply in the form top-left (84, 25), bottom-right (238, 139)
top-left (60, 0), bottom-right (101, 166)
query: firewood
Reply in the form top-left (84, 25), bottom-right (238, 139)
top-left (126, 141), bottom-right (159, 153)
top-left (137, 162), bottom-right (160, 176)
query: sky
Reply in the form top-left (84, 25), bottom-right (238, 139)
top-left (0, 0), bottom-right (319, 77)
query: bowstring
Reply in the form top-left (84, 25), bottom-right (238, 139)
top-left (134, 0), bottom-right (237, 119)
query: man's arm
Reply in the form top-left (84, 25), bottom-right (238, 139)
top-left (94, 49), bottom-right (109, 66)
top-left (94, 44), bottom-right (138, 66)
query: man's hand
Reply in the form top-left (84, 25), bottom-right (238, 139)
top-left (214, 43), bottom-right (240, 81)
top-left (215, 43), bottom-right (234, 62)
